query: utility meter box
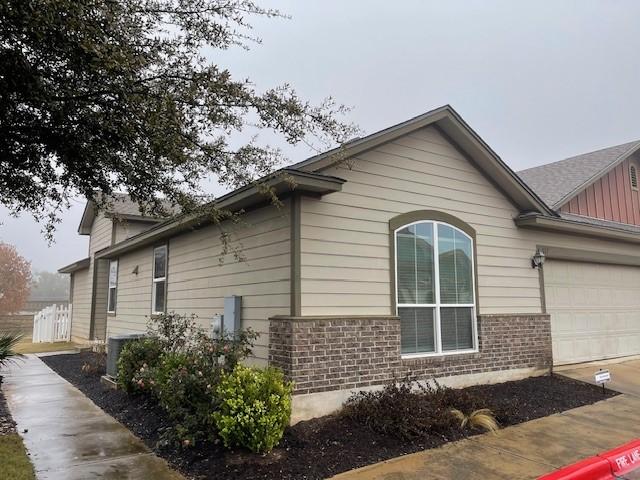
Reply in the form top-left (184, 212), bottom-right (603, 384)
top-left (223, 295), bottom-right (242, 335)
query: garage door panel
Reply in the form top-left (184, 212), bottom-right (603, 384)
top-left (545, 259), bottom-right (640, 365)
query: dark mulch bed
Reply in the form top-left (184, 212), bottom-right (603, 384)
top-left (0, 380), bottom-right (17, 436)
top-left (43, 352), bottom-right (618, 480)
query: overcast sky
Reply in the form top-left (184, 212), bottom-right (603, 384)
top-left (3, 0), bottom-right (640, 272)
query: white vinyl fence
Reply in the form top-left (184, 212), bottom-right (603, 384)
top-left (32, 304), bottom-right (72, 343)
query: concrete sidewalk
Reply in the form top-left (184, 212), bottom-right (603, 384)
top-left (332, 394), bottom-right (640, 480)
top-left (2, 354), bottom-right (184, 480)
top-left (557, 358), bottom-right (640, 397)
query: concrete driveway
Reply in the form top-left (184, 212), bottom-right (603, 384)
top-left (557, 357), bottom-right (640, 397)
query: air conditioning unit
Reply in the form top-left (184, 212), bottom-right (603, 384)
top-left (106, 333), bottom-right (146, 379)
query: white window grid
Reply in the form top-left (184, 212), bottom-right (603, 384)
top-left (152, 245), bottom-right (167, 314)
top-left (394, 220), bottom-right (478, 358)
top-left (107, 259), bottom-right (118, 313)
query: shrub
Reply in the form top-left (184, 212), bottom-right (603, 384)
top-left (146, 312), bottom-right (199, 353)
top-left (0, 333), bottom-right (23, 371)
top-left (342, 378), bottom-right (485, 441)
top-left (142, 327), bottom-right (259, 448)
top-left (450, 408), bottom-right (499, 433)
top-left (192, 327), bottom-right (259, 372)
top-left (81, 340), bottom-right (107, 375)
top-left (148, 351), bottom-right (220, 447)
top-left (214, 365), bottom-right (293, 453)
top-left (117, 338), bottom-right (164, 393)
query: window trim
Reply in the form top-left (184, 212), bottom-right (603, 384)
top-left (630, 163), bottom-right (638, 191)
top-left (391, 213), bottom-right (479, 358)
top-left (151, 244), bottom-right (168, 315)
top-left (107, 259), bottom-right (118, 314)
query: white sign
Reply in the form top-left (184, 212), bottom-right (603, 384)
top-left (595, 369), bottom-right (611, 384)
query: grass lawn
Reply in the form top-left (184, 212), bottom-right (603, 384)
top-left (14, 340), bottom-right (78, 354)
top-left (0, 434), bottom-right (35, 480)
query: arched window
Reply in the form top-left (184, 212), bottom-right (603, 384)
top-left (394, 220), bottom-right (477, 356)
top-left (630, 164), bottom-right (638, 191)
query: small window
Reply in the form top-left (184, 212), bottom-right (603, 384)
top-left (152, 245), bottom-right (168, 314)
top-left (631, 164), bottom-right (638, 191)
top-left (107, 260), bottom-right (118, 313)
top-left (395, 221), bottom-right (476, 356)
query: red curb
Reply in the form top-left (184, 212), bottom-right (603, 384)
top-left (538, 457), bottom-right (613, 480)
top-left (538, 439), bottom-right (640, 480)
top-left (599, 439), bottom-right (640, 476)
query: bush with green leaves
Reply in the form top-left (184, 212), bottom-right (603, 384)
top-left (147, 351), bottom-right (221, 447)
top-left (0, 332), bottom-right (23, 372)
top-left (214, 365), bottom-right (293, 453)
top-left (117, 338), bottom-right (164, 393)
top-left (117, 312), bottom-right (267, 448)
top-left (146, 312), bottom-right (199, 353)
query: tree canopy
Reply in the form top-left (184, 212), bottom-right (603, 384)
top-left (0, 0), bottom-right (357, 239)
top-left (0, 243), bottom-right (31, 314)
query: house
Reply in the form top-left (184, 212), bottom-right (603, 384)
top-left (58, 194), bottom-right (168, 341)
top-left (59, 105), bottom-right (640, 421)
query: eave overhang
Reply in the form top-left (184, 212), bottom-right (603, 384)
top-left (95, 169), bottom-right (345, 260)
top-left (516, 213), bottom-right (640, 245)
top-left (58, 257), bottom-right (90, 274)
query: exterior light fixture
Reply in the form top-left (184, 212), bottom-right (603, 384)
top-left (531, 248), bottom-right (546, 269)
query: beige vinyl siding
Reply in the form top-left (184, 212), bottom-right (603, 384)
top-left (110, 201), bottom-right (291, 363)
top-left (113, 220), bottom-right (157, 244)
top-left (82, 213), bottom-right (113, 340)
top-left (107, 245), bottom-right (154, 338)
top-left (92, 258), bottom-right (110, 340)
top-left (299, 126), bottom-right (640, 316)
top-left (300, 125), bottom-right (541, 316)
top-left (70, 268), bottom-right (91, 340)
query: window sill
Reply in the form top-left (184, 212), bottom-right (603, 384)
top-left (401, 349), bottom-right (480, 363)
top-left (107, 312), bottom-right (116, 317)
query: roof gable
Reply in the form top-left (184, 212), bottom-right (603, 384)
top-left (559, 156), bottom-right (640, 226)
top-left (77, 193), bottom-right (169, 235)
top-left (293, 105), bottom-right (554, 216)
top-left (518, 140), bottom-right (640, 209)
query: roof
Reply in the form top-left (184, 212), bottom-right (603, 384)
top-left (95, 106), bottom-right (563, 260)
top-left (95, 169), bottom-right (346, 259)
top-left (518, 140), bottom-right (640, 209)
top-left (516, 211), bottom-right (640, 245)
top-left (78, 193), bottom-right (172, 235)
top-left (58, 257), bottom-right (90, 274)
top-left (294, 104), bottom-right (555, 216)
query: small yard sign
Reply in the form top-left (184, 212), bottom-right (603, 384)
top-left (595, 369), bottom-right (611, 384)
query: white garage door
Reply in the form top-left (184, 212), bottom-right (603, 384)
top-left (545, 259), bottom-right (640, 365)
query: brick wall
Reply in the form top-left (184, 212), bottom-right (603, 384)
top-left (269, 314), bottom-right (552, 395)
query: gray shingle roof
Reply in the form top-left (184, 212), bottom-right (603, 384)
top-left (100, 192), bottom-right (178, 217)
top-left (517, 140), bottom-right (640, 209)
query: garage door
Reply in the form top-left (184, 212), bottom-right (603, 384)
top-left (545, 259), bottom-right (640, 365)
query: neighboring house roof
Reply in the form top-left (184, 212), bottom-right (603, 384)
top-left (58, 257), bottom-right (90, 274)
top-left (518, 140), bottom-right (640, 209)
top-left (77, 192), bottom-right (171, 235)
